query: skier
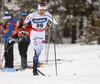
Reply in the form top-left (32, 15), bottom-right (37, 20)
top-left (1, 12), bottom-right (17, 68)
top-left (18, 12), bottom-right (32, 70)
top-left (21, 2), bottom-right (58, 75)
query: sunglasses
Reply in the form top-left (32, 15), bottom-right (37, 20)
top-left (40, 4), bottom-right (45, 7)
top-left (22, 13), bottom-right (27, 16)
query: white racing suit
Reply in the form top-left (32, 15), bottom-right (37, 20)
top-left (23, 11), bottom-right (58, 69)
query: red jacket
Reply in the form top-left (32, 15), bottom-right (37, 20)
top-left (18, 20), bottom-right (32, 43)
top-left (18, 21), bottom-right (31, 37)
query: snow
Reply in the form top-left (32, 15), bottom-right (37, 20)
top-left (0, 43), bottom-right (100, 84)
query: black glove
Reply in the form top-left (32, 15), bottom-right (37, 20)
top-left (21, 31), bottom-right (26, 38)
top-left (50, 9), bottom-right (54, 15)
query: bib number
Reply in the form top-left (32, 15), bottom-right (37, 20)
top-left (36, 23), bottom-right (43, 28)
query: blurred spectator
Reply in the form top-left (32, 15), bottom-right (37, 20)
top-left (18, 12), bottom-right (32, 70)
top-left (2, 12), bottom-right (17, 68)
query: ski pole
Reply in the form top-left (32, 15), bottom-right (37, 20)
top-left (54, 39), bottom-right (57, 76)
top-left (53, 26), bottom-right (57, 76)
top-left (0, 22), bottom-right (4, 69)
top-left (37, 69), bottom-right (46, 76)
top-left (0, 41), bottom-right (1, 69)
top-left (50, 9), bottom-right (58, 76)
top-left (0, 0), bottom-right (6, 69)
top-left (46, 22), bottom-right (52, 64)
top-left (0, 35), bottom-right (3, 69)
top-left (0, 41), bottom-right (8, 69)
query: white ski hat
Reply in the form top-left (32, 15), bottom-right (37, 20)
top-left (38, 4), bottom-right (46, 10)
top-left (4, 11), bottom-right (11, 19)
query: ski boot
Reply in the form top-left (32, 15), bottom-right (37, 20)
top-left (33, 68), bottom-right (39, 76)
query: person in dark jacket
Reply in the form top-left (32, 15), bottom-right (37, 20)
top-left (18, 13), bottom-right (32, 70)
top-left (1, 12), bottom-right (17, 68)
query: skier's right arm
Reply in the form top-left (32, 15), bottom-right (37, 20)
top-left (22, 13), bottom-right (32, 38)
top-left (21, 14), bottom-right (31, 38)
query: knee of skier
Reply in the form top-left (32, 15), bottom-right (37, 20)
top-left (34, 49), bottom-right (41, 58)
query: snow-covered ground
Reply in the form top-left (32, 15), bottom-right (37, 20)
top-left (0, 43), bottom-right (100, 84)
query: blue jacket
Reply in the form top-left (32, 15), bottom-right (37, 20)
top-left (3, 17), bottom-right (17, 41)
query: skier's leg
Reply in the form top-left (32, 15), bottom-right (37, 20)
top-left (31, 38), bottom-right (41, 75)
top-left (30, 31), bottom-right (45, 75)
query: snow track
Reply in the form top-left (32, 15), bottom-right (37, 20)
top-left (0, 43), bottom-right (100, 84)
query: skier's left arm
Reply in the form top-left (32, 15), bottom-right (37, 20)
top-left (46, 11), bottom-right (58, 25)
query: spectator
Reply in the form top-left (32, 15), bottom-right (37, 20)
top-left (18, 12), bottom-right (32, 70)
top-left (1, 12), bottom-right (17, 68)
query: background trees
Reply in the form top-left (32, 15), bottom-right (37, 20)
top-left (0, 0), bottom-right (99, 44)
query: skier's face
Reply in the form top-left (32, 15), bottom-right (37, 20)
top-left (22, 16), bottom-right (26, 21)
top-left (4, 19), bottom-right (9, 22)
top-left (38, 9), bottom-right (45, 16)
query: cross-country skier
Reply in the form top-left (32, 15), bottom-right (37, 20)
top-left (21, 2), bottom-right (58, 75)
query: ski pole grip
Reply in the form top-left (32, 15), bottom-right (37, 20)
top-left (50, 9), bottom-right (54, 15)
